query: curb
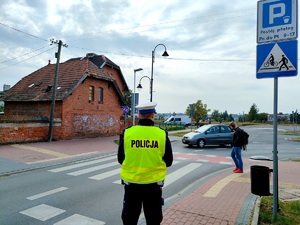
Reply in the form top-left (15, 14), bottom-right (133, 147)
top-left (251, 197), bottom-right (261, 225)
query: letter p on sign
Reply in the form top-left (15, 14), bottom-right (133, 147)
top-left (262, 0), bottom-right (292, 28)
top-left (269, 3), bottom-right (285, 24)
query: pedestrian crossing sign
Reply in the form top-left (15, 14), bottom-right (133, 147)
top-left (256, 39), bottom-right (298, 78)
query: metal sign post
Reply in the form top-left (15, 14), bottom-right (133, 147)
top-left (257, 0), bottom-right (298, 220)
top-left (273, 77), bottom-right (279, 219)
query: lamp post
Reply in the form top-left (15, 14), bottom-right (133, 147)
top-left (133, 68), bottom-right (143, 125)
top-left (137, 75), bottom-right (151, 101)
top-left (150, 44), bottom-right (169, 102)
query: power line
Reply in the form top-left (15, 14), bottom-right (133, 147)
top-left (115, 8), bottom-right (255, 33)
top-left (0, 45), bottom-right (50, 64)
top-left (66, 9), bottom-right (255, 42)
top-left (0, 46), bottom-right (56, 71)
top-left (0, 22), bottom-right (48, 42)
top-left (68, 45), bottom-right (255, 62)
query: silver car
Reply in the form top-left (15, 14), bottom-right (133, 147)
top-left (182, 124), bottom-right (234, 148)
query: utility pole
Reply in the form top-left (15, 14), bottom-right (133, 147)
top-left (48, 39), bottom-right (67, 142)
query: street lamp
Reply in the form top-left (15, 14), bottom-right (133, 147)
top-left (133, 68), bottom-right (143, 125)
top-left (137, 76), bottom-right (151, 101)
top-left (150, 44), bottom-right (169, 102)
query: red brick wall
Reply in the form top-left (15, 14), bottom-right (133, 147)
top-left (60, 77), bottom-right (124, 139)
top-left (0, 76), bottom-right (128, 144)
top-left (4, 101), bottom-right (62, 118)
top-left (0, 121), bottom-right (61, 144)
top-left (103, 66), bottom-right (126, 93)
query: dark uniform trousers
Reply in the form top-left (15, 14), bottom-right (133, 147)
top-left (122, 183), bottom-right (163, 225)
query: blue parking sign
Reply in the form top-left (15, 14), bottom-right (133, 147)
top-left (262, 0), bottom-right (292, 28)
top-left (257, 0), bottom-right (298, 43)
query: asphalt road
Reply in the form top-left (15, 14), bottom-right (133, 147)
top-left (1, 125), bottom-right (299, 225)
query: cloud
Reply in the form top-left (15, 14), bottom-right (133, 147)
top-left (0, 0), bottom-right (299, 115)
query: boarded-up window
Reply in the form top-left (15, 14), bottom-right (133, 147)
top-left (89, 86), bottom-right (94, 102)
top-left (98, 87), bottom-right (103, 102)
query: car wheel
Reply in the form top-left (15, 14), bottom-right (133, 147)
top-left (197, 139), bottom-right (205, 148)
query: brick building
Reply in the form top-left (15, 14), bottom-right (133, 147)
top-left (0, 53), bottom-right (129, 144)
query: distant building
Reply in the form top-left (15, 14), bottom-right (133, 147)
top-left (267, 113), bottom-right (290, 123)
top-left (0, 53), bottom-right (129, 143)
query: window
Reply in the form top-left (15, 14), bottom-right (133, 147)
top-left (89, 86), bottom-right (94, 102)
top-left (98, 87), bottom-right (103, 102)
top-left (221, 125), bottom-right (232, 133)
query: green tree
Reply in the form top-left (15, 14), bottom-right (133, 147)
top-left (123, 90), bottom-right (133, 113)
top-left (185, 100), bottom-right (210, 123)
top-left (258, 112), bottom-right (268, 122)
top-left (211, 110), bottom-right (221, 122)
top-left (0, 102), bottom-right (3, 112)
top-left (248, 103), bottom-right (259, 122)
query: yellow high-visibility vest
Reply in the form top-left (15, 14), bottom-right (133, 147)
top-left (120, 126), bottom-right (166, 184)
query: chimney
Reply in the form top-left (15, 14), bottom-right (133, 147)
top-left (86, 53), bottom-right (96, 58)
top-left (3, 84), bottom-right (10, 92)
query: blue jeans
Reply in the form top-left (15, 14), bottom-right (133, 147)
top-left (231, 146), bottom-right (243, 170)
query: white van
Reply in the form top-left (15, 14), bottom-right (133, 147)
top-left (164, 115), bottom-right (191, 127)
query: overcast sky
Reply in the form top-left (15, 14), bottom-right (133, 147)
top-left (0, 0), bottom-right (299, 115)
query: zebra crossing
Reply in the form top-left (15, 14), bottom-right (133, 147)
top-left (21, 189), bottom-right (105, 224)
top-left (19, 154), bottom-right (204, 224)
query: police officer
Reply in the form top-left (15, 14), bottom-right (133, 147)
top-left (118, 102), bottom-right (173, 225)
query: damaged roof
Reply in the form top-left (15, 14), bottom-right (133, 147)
top-left (1, 54), bottom-right (128, 104)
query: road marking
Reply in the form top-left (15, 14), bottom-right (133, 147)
top-left (48, 156), bottom-right (116, 172)
top-left (67, 161), bottom-right (119, 176)
top-left (203, 169), bottom-right (249, 198)
top-left (194, 150), bottom-right (204, 152)
top-left (219, 161), bottom-right (233, 165)
top-left (20, 204), bottom-right (65, 221)
top-left (176, 157), bottom-right (188, 160)
top-left (112, 161), bottom-right (181, 184)
top-left (164, 163), bottom-right (202, 187)
top-left (205, 155), bottom-right (216, 157)
top-left (89, 168), bottom-right (120, 181)
top-left (196, 159), bottom-right (209, 162)
top-left (27, 187), bottom-right (68, 200)
top-left (12, 144), bottom-right (68, 157)
top-left (27, 151), bottom-right (99, 164)
top-left (54, 214), bottom-right (105, 225)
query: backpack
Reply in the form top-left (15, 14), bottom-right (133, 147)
top-left (241, 129), bottom-right (249, 149)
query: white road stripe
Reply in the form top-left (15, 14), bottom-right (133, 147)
top-left (48, 156), bottom-right (116, 173)
top-left (196, 159), bottom-right (209, 162)
top-left (20, 204), bottom-right (65, 221)
top-left (89, 168), bottom-right (120, 181)
top-left (54, 214), bottom-right (105, 225)
top-left (26, 187), bottom-right (68, 200)
top-left (67, 161), bottom-right (118, 176)
top-left (219, 161), bottom-right (232, 165)
top-left (205, 155), bottom-right (216, 157)
top-left (112, 161), bottom-right (181, 184)
top-left (164, 163), bottom-right (202, 187)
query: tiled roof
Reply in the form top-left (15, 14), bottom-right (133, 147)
top-left (1, 54), bottom-right (128, 103)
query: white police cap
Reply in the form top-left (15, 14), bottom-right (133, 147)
top-left (136, 102), bottom-right (157, 114)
